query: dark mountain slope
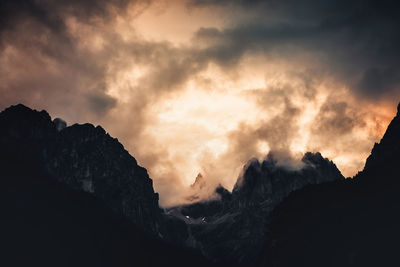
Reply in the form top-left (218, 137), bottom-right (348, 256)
top-left (0, 104), bottom-right (211, 267)
top-left (168, 152), bottom-right (344, 265)
top-left (358, 103), bottom-right (400, 185)
top-left (262, 103), bottom-right (400, 267)
top-left (3, 102), bottom-right (397, 266)
top-left (0, 104), bottom-right (161, 234)
top-left (0, 147), bottom-right (211, 267)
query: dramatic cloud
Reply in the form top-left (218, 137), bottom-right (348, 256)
top-left (190, 0), bottom-right (400, 99)
top-left (0, 0), bottom-right (398, 206)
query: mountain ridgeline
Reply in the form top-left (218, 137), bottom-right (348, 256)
top-left (0, 103), bottom-right (399, 267)
top-left (261, 103), bottom-right (400, 267)
top-left (166, 152), bottom-right (344, 264)
top-left (0, 104), bottom-right (161, 234)
top-left (0, 104), bottom-right (206, 267)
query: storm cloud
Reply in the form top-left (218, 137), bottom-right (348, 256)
top-left (190, 0), bottom-right (400, 99)
top-left (0, 0), bottom-right (398, 206)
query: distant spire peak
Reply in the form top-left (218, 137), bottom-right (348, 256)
top-left (191, 173), bottom-right (206, 189)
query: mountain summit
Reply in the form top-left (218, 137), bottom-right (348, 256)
top-left (264, 102), bottom-right (400, 267)
top-left (0, 104), bottom-right (161, 234)
top-left (0, 104), bottom-right (213, 267)
top-left (168, 151), bottom-right (344, 264)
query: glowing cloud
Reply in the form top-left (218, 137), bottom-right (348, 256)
top-left (0, 0), bottom-right (398, 207)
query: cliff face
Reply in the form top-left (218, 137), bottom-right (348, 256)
top-left (359, 103), bottom-right (400, 184)
top-left (0, 104), bottom-right (161, 235)
top-left (232, 152), bottom-right (343, 209)
top-left (168, 151), bottom-right (344, 264)
top-left (263, 103), bottom-right (400, 267)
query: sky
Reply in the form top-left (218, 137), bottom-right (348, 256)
top-left (1, 0), bottom-right (399, 207)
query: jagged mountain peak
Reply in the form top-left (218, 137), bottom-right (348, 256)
top-left (1, 103), bottom-right (49, 117)
top-left (191, 173), bottom-right (206, 190)
top-left (359, 101), bottom-right (400, 182)
top-left (167, 151), bottom-right (344, 264)
top-left (232, 151), bottom-right (343, 202)
top-left (0, 104), bottom-right (52, 127)
top-left (263, 102), bottom-right (400, 267)
top-left (302, 151), bottom-right (324, 164)
top-left (0, 104), bottom-right (161, 235)
top-left (0, 104), bottom-right (55, 136)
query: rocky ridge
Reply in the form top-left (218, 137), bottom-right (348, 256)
top-left (2, 102), bottom-right (396, 266)
top-left (168, 151), bottom-right (344, 264)
top-left (0, 104), bottom-right (161, 235)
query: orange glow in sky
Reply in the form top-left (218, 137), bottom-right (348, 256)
top-left (0, 0), bottom-right (398, 207)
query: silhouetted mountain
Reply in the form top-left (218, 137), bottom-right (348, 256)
top-left (359, 103), bottom-right (400, 185)
top-left (0, 156), bottom-right (213, 267)
top-left (2, 102), bottom-right (398, 267)
top-left (168, 152), bottom-right (344, 264)
top-left (0, 104), bottom-right (211, 267)
top-left (262, 103), bottom-right (400, 267)
top-left (0, 104), bottom-right (161, 234)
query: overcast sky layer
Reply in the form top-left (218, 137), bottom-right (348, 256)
top-left (1, 0), bottom-right (399, 206)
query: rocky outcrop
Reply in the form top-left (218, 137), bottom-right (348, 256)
top-left (0, 137), bottom-right (212, 267)
top-left (232, 152), bottom-right (343, 209)
top-left (0, 104), bottom-right (161, 235)
top-left (168, 151), bottom-right (344, 264)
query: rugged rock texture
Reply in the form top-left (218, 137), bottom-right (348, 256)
top-left (232, 152), bottom-right (344, 208)
top-left (168, 151), bottom-right (344, 264)
top-left (262, 103), bottom-right (400, 267)
top-left (3, 102), bottom-right (398, 266)
top-left (0, 142), bottom-right (212, 267)
top-left (0, 104), bottom-right (161, 235)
